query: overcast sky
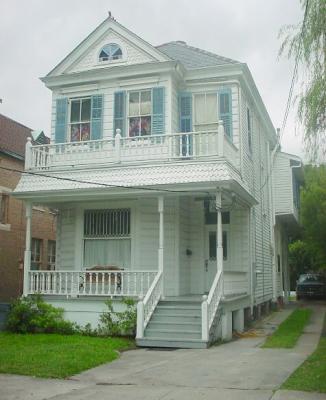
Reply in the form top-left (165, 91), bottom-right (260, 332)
top-left (0, 0), bottom-right (304, 157)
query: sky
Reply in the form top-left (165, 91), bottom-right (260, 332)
top-left (0, 0), bottom-right (304, 157)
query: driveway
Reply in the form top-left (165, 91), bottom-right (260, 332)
top-left (1, 302), bottom-right (325, 400)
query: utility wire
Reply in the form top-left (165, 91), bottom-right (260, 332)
top-left (0, 165), bottom-right (212, 196)
top-left (260, 0), bottom-right (309, 192)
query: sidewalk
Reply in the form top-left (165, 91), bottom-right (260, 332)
top-left (0, 302), bottom-right (325, 400)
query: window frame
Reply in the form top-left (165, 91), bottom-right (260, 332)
top-left (31, 238), bottom-right (43, 270)
top-left (47, 240), bottom-right (56, 270)
top-left (0, 193), bottom-right (9, 225)
top-left (247, 107), bottom-right (253, 154)
top-left (193, 92), bottom-right (219, 132)
top-left (98, 43), bottom-right (123, 63)
top-left (68, 97), bottom-right (92, 142)
top-left (127, 89), bottom-right (152, 137)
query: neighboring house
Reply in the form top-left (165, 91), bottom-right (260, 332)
top-left (13, 16), bottom-right (302, 348)
top-left (0, 113), bottom-right (56, 302)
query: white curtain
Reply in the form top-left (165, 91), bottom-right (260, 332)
top-left (194, 93), bottom-right (218, 131)
top-left (84, 239), bottom-right (131, 269)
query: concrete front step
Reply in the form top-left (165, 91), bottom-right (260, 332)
top-left (145, 328), bottom-right (202, 340)
top-left (147, 321), bottom-right (201, 331)
top-left (155, 306), bottom-right (201, 317)
top-left (136, 337), bottom-right (208, 349)
top-left (151, 314), bottom-right (201, 324)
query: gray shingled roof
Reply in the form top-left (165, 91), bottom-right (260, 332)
top-left (156, 41), bottom-right (240, 70)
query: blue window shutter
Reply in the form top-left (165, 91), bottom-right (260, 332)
top-left (218, 88), bottom-right (232, 139)
top-left (152, 87), bottom-right (165, 134)
top-left (179, 93), bottom-right (192, 132)
top-left (114, 91), bottom-right (126, 136)
top-left (55, 98), bottom-right (68, 143)
top-left (91, 94), bottom-right (103, 140)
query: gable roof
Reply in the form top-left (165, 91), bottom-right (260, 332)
top-left (156, 41), bottom-right (240, 70)
top-left (0, 114), bottom-right (49, 160)
top-left (46, 16), bottom-right (170, 77)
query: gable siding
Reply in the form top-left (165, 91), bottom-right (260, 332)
top-left (68, 32), bottom-right (156, 74)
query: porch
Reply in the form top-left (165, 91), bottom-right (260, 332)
top-left (22, 191), bottom-right (252, 347)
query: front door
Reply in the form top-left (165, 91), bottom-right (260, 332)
top-left (204, 227), bottom-right (229, 293)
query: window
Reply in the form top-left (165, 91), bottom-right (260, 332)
top-left (128, 90), bottom-right (152, 136)
top-left (83, 209), bottom-right (131, 269)
top-left (194, 93), bottom-right (218, 131)
top-left (0, 194), bottom-right (9, 224)
top-left (247, 107), bottom-right (252, 153)
top-left (69, 98), bottom-right (91, 142)
top-left (99, 43), bottom-right (122, 62)
top-left (47, 240), bottom-right (56, 270)
top-left (31, 239), bottom-right (42, 270)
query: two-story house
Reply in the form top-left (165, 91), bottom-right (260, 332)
top-left (13, 16), bottom-right (302, 348)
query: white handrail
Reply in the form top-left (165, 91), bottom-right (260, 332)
top-left (201, 269), bottom-right (223, 341)
top-left (136, 270), bottom-right (162, 339)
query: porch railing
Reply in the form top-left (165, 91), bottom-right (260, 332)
top-left (136, 270), bottom-right (163, 339)
top-left (25, 122), bottom-right (238, 171)
top-left (28, 270), bottom-right (157, 297)
top-left (201, 269), bottom-right (223, 341)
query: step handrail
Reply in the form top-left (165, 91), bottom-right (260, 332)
top-left (136, 270), bottom-right (163, 339)
top-left (201, 269), bottom-right (223, 341)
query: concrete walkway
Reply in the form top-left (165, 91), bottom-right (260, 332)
top-left (0, 303), bottom-right (325, 400)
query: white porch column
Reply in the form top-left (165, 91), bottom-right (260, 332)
top-left (23, 202), bottom-right (32, 296)
top-left (216, 191), bottom-right (223, 284)
top-left (158, 196), bottom-right (164, 294)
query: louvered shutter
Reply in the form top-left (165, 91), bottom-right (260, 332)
top-left (152, 87), bottom-right (165, 134)
top-left (113, 91), bottom-right (126, 136)
top-left (91, 94), bottom-right (103, 140)
top-left (55, 98), bottom-right (68, 143)
top-left (179, 93), bottom-right (192, 132)
top-left (218, 89), bottom-right (232, 139)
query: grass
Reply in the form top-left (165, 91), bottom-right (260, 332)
top-left (262, 308), bottom-right (312, 348)
top-left (0, 333), bottom-right (135, 379)
top-left (282, 336), bottom-right (326, 393)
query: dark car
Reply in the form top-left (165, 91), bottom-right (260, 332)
top-left (296, 273), bottom-right (326, 300)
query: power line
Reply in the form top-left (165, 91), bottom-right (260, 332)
top-left (260, 0), bottom-right (309, 192)
top-left (0, 165), bottom-right (212, 196)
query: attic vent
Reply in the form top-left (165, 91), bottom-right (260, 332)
top-left (99, 43), bottom-right (122, 62)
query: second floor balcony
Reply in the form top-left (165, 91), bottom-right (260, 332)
top-left (25, 122), bottom-right (238, 172)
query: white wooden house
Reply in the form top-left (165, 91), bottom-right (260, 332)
top-left (13, 16), bottom-right (302, 348)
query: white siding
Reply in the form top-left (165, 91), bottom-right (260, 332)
top-left (68, 32), bottom-right (155, 74)
top-left (273, 153), bottom-right (293, 215)
top-left (55, 209), bottom-right (75, 270)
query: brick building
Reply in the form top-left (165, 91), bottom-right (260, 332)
top-left (0, 113), bottom-right (56, 301)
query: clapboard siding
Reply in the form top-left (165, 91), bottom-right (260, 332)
top-left (273, 153), bottom-right (293, 215)
top-left (55, 209), bottom-right (75, 270)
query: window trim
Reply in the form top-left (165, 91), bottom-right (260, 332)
top-left (47, 240), bottom-right (56, 270)
top-left (31, 238), bottom-right (43, 270)
top-left (98, 43), bottom-right (123, 63)
top-left (68, 97), bottom-right (91, 142)
top-left (127, 89), bottom-right (153, 137)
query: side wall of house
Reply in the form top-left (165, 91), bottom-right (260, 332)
top-left (240, 87), bottom-right (274, 305)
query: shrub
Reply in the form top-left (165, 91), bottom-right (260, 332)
top-left (98, 298), bottom-right (137, 337)
top-left (6, 295), bottom-right (76, 334)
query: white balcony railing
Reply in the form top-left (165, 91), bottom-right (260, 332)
top-left (25, 122), bottom-right (238, 171)
top-left (28, 270), bottom-right (157, 298)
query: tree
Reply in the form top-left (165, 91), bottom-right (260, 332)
top-left (300, 165), bottom-right (326, 268)
top-left (279, 0), bottom-right (326, 161)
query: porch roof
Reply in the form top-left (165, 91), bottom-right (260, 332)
top-left (13, 161), bottom-right (256, 204)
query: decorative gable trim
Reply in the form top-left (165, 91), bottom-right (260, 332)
top-left (46, 17), bottom-right (170, 78)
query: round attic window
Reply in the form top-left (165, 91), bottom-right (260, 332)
top-left (99, 43), bottom-right (122, 62)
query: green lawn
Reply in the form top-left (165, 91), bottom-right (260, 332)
top-left (262, 308), bottom-right (312, 348)
top-left (0, 333), bottom-right (135, 378)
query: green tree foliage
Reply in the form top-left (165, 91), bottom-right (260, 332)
top-left (279, 0), bottom-right (326, 160)
top-left (300, 165), bottom-right (326, 267)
